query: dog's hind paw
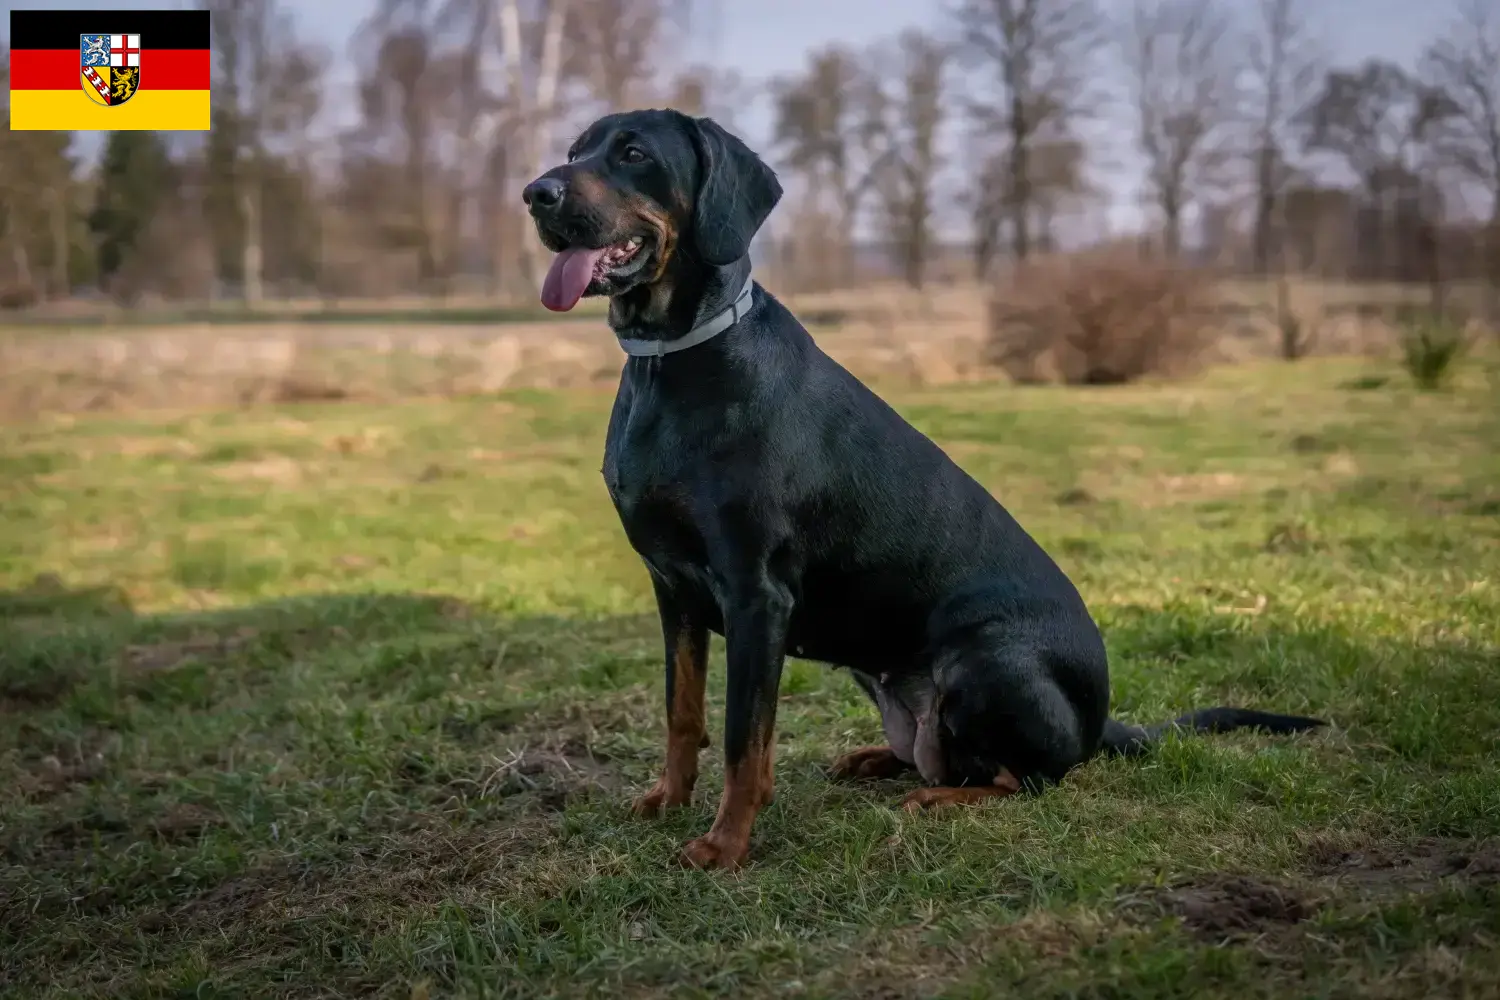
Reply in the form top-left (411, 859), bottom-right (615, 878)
top-left (830, 746), bottom-right (914, 781)
top-left (901, 772), bottom-right (1022, 812)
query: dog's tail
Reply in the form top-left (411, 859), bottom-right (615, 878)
top-left (1099, 707), bottom-right (1325, 758)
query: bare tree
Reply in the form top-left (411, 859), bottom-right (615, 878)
top-left (350, 0), bottom-right (695, 296)
top-left (405, 0), bottom-right (506, 292)
top-left (1420, 0), bottom-right (1500, 316)
top-left (772, 45), bottom-right (890, 286)
top-left (373, 0), bottom-right (573, 293)
top-left (666, 64), bottom-right (756, 132)
top-left (951, 0), bottom-right (1107, 268)
top-left (0, 46), bottom-right (35, 304)
top-left (970, 136), bottom-right (1088, 276)
top-left (566, 0), bottom-right (693, 112)
top-left (351, 23), bottom-right (444, 286)
top-left (0, 46), bottom-right (84, 304)
top-left (868, 31), bottom-right (949, 288)
top-left (1422, 0), bottom-right (1500, 211)
top-left (207, 0), bottom-right (325, 304)
top-left (1124, 0), bottom-right (1240, 259)
top-left (1236, 0), bottom-right (1324, 359)
top-left (1240, 0), bottom-right (1324, 275)
top-left (498, 0), bottom-right (568, 287)
top-left (1297, 60), bottom-right (1453, 197)
top-left (1298, 61), bottom-right (1458, 295)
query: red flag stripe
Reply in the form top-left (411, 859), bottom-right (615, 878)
top-left (9, 49), bottom-right (210, 90)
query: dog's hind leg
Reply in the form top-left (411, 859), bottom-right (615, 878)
top-left (896, 627), bottom-right (1100, 813)
top-left (829, 670), bottom-right (919, 781)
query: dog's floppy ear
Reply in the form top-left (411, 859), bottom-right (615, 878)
top-left (687, 116), bottom-right (783, 267)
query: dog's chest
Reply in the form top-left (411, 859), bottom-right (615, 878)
top-left (603, 447), bottom-right (685, 526)
top-left (602, 389), bottom-right (708, 562)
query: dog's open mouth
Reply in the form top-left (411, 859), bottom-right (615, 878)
top-left (540, 237), bottom-right (649, 312)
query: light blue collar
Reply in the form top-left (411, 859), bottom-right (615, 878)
top-left (614, 275), bottom-right (754, 357)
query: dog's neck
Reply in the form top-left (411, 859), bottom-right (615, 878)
top-left (607, 257), bottom-right (751, 345)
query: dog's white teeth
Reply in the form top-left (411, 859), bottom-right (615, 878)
top-left (626, 238), bottom-right (641, 250)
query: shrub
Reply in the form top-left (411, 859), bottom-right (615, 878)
top-left (985, 249), bottom-right (1218, 385)
top-left (1394, 306), bottom-right (1466, 390)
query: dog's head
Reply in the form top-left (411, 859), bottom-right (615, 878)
top-left (522, 109), bottom-right (782, 313)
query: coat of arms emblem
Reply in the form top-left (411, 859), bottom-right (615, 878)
top-left (80, 34), bottom-right (141, 106)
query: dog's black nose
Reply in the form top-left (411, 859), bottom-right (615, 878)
top-left (523, 177), bottom-right (565, 212)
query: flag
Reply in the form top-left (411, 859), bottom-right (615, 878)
top-left (9, 9), bottom-right (210, 131)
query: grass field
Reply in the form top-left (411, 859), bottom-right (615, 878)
top-left (3, 355), bottom-right (1499, 998)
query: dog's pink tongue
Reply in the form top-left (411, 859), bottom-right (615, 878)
top-left (540, 246), bottom-right (606, 312)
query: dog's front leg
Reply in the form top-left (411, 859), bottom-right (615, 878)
top-left (634, 577), bottom-right (710, 817)
top-left (679, 577), bottom-right (791, 871)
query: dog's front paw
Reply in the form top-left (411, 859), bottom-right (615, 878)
top-left (830, 746), bottom-right (912, 781)
top-left (632, 778), bottom-right (691, 818)
top-left (678, 833), bottom-right (749, 870)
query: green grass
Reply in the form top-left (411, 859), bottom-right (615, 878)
top-left (3, 356), bottom-right (1499, 998)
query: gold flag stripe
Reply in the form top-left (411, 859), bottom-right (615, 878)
top-left (9, 88), bottom-right (209, 131)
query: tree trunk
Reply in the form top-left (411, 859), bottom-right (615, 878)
top-left (1036, 200), bottom-right (1056, 255)
top-left (1252, 144), bottom-right (1276, 274)
top-left (1008, 75), bottom-right (1031, 261)
top-left (903, 201), bottom-right (925, 290)
top-left (500, 0), bottom-right (568, 290)
top-left (1486, 202), bottom-right (1500, 331)
top-left (241, 164), bottom-right (263, 306)
top-left (839, 189), bottom-right (860, 288)
top-left (1009, 142), bottom-right (1030, 261)
top-left (49, 182), bottom-right (69, 299)
top-left (1422, 219), bottom-right (1445, 315)
top-left (487, 143), bottom-right (510, 298)
top-left (498, 0), bottom-right (532, 287)
top-left (973, 211), bottom-right (997, 281)
top-left (1163, 201), bottom-right (1182, 260)
top-left (6, 212), bottom-right (33, 296)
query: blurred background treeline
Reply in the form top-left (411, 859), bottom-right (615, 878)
top-left (0, 0), bottom-right (1497, 410)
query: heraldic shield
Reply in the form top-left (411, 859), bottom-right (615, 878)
top-left (80, 34), bottom-right (141, 106)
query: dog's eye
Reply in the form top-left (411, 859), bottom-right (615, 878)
top-left (620, 145), bottom-right (647, 165)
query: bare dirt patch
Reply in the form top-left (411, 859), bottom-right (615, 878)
top-left (1139, 874), bottom-right (1318, 940)
top-left (149, 802), bottom-right (227, 843)
top-left (7, 728), bottom-right (121, 802)
top-left (211, 456), bottom-right (303, 484)
top-left (156, 817), bottom-right (554, 938)
top-left (1123, 837), bottom-right (1500, 944)
top-left (1154, 471), bottom-right (1250, 501)
top-left (0, 676), bottom-right (77, 715)
top-left (1306, 836), bottom-right (1500, 898)
top-left (473, 739), bottom-right (618, 813)
top-left (121, 626), bottom-right (260, 673)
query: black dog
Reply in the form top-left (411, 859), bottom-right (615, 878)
top-left (522, 110), bottom-right (1324, 870)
